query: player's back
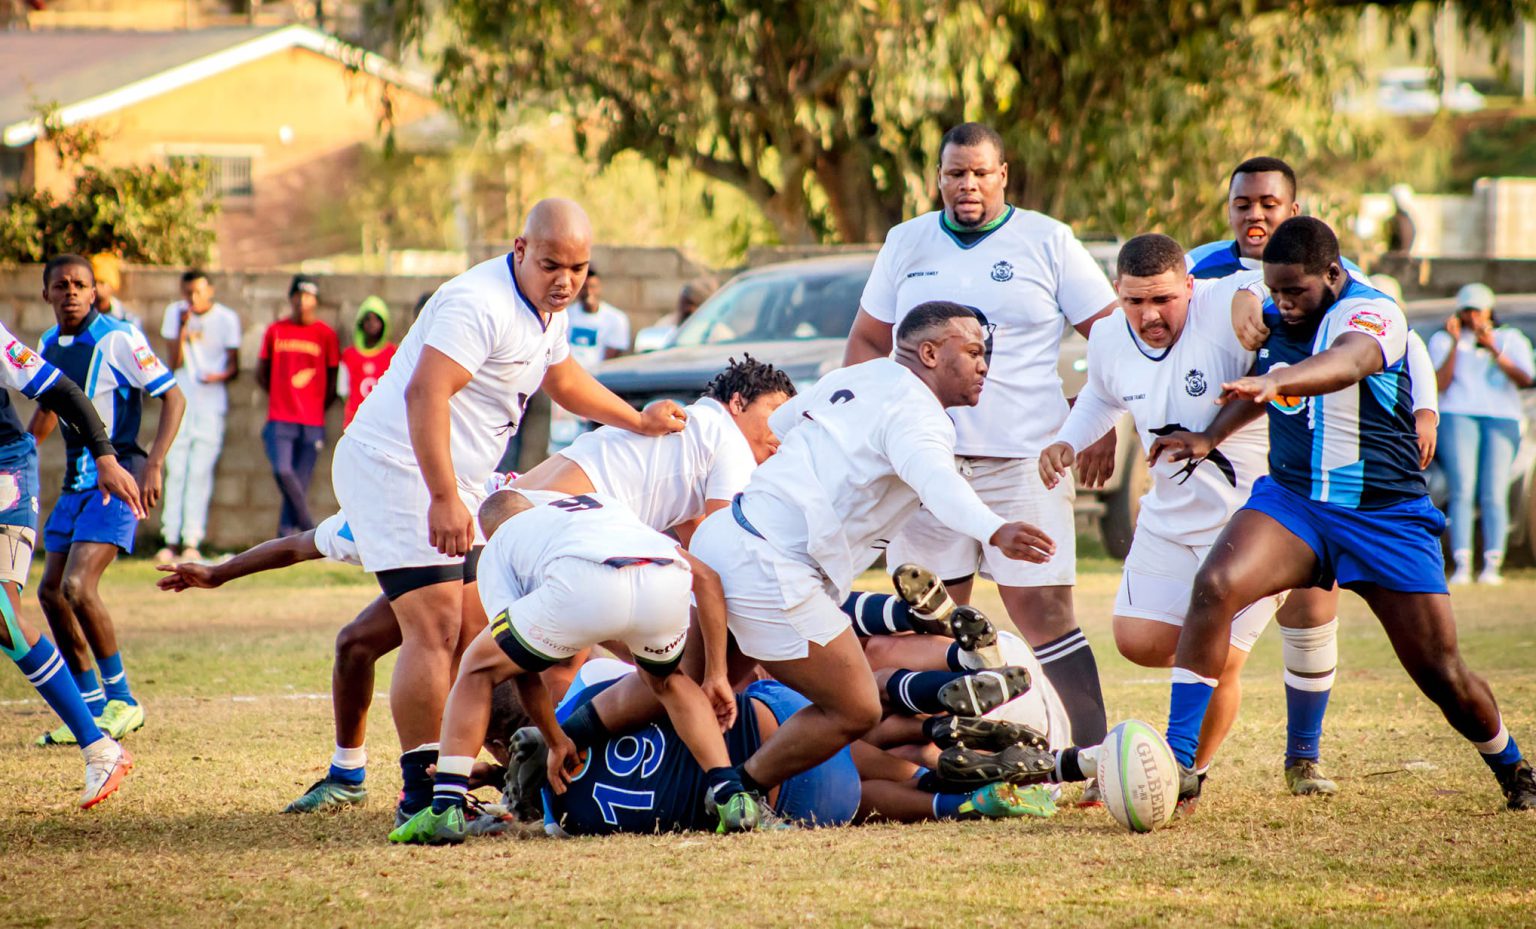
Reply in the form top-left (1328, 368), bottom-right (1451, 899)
top-left (742, 358), bottom-right (953, 589)
top-left (560, 397), bottom-right (753, 531)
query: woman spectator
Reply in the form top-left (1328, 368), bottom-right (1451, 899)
top-left (1429, 283), bottom-right (1536, 585)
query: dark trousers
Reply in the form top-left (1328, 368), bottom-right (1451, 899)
top-left (262, 420), bottom-right (324, 537)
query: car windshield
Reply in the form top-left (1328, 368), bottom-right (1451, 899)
top-left (671, 265), bottom-right (867, 347)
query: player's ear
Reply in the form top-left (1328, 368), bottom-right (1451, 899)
top-left (1184, 274), bottom-right (1194, 295)
top-left (512, 236), bottom-right (527, 263)
top-left (729, 392), bottom-right (747, 415)
top-left (998, 161), bottom-right (1008, 188)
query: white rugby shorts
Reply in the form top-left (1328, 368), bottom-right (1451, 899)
top-left (1114, 527), bottom-right (1280, 653)
top-left (330, 434), bottom-right (486, 573)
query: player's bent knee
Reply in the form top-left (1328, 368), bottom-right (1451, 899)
top-left (1113, 617), bottom-right (1177, 668)
top-left (59, 572), bottom-right (98, 607)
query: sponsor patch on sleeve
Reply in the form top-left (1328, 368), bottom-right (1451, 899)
top-left (133, 346), bottom-right (162, 371)
top-left (4, 340), bottom-right (38, 369)
top-left (1345, 309), bottom-right (1390, 338)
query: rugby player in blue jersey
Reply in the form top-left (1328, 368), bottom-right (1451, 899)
top-left (1150, 217), bottom-right (1535, 811)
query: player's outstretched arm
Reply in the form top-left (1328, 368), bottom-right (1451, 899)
top-left (1229, 331), bottom-right (1384, 401)
top-left (677, 547), bottom-right (736, 730)
top-left (512, 672), bottom-right (579, 794)
top-left (1147, 394), bottom-right (1263, 466)
top-left (155, 530), bottom-right (323, 592)
top-left (542, 356), bottom-right (686, 436)
top-left (1038, 442), bottom-right (1077, 490)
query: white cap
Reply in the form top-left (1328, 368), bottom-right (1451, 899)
top-left (1455, 283), bottom-right (1495, 312)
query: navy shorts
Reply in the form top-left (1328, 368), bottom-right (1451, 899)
top-left (0, 439), bottom-right (40, 532)
top-left (1243, 476), bottom-right (1448, 595)
top-left (44, 488), bottom-right (139, 554)
top-left (745, 679), bottom-right (861, 826)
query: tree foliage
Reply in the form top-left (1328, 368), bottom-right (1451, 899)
top-left (376, 0), bottom-right (1532, 246)
top-left (0, 108), bottom-right (217, 265)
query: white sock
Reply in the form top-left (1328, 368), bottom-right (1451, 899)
top-left (1482, 551), bottom-right (1504, 573)
top-left (332, 744), bottom-right (366, 770)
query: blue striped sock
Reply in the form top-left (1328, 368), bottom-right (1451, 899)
top-left (1166, 669), bottom-right (1217, 768)
top-left (841, 592), bottom-right (914, 636)
top-left (399, 745), bottom-right (438, 815)
top-left (886, 669), bottom-right (968, 715)
top-left (1476, 725), bottom-right (1524, 772)
top-left (73, 668), bottom-right (106, 716)
top-left (431, 754), bottom-right (474, 814)
top-left (98, 652), bottom-right (136, 706)
top-left (16, 638), bottom-right (105, 747)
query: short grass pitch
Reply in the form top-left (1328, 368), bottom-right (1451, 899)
top-left (2, 554), bottom-right (1534, 927)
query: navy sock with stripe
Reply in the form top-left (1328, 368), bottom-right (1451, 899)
top-left (73, 668), bottom-right (106, 716)
top-left (98, 652), bottom-right (136, 706)
top-left (1033, 628), bottom-right (1107, 746)
top-left (886, 669), bottom-right (969, 715)
top-left (841, 592), bottom-right (915, 636)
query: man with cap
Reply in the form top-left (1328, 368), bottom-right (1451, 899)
top-left (258, 274), bottom-right (340, 539)
top-left (1429, 282), bottom-right (1535, 585)
top-left (339, 296), bottom-right (396, 428)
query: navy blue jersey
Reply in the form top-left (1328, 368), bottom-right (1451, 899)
top-left (40, 311), bottom-right (175, 491)
top-left (1187, 239), bottom-right (1364, 281)
top-left (1255, 277), bottom-right (1425, 509)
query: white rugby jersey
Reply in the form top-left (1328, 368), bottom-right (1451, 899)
top-left (344, 255), bottom-right (570, 485)
top-left (860, 208), bottom-right (1115, 458)
top-left (560, 396), bottom-right (754, 531)
top-left (313, 512), bottom-right (362, 566)
top-left (477, 490), bottom-right (682, 610)
top-left (1055, 275), bottom-right (1269, 547)
top-left (741, 359), bottom-right (1005, 599)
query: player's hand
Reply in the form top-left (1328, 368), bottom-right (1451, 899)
top-left (1445, 314), bottom-right (1462, 340)
top-left (545, 733), bottom-right (581, 795)
top-left (702, 674), bottom-right (737, 731)
top-left (637, 399), bottom-right (687, 436)
top-left (1038, 442), bottom-right (1076, 490)
top-left (139, 458), bottom-right (165, 513)
top-left (990, 521), bottom-right (1055, 563)
top-left (1475, 324), bottom-right (1498, 352)
top-left (1219, 375), bottom-right (1280, 405)
top-left (155, 561), bottom-right (220, 592)
top-left (94, 454), bottom-right (145, 519)
top-left (428, 495), bottom-right (474, 557)
top-left (1075, 428), bottom-right (1117, 489)
top-left (1233, 291), bottom-right (1270, 351)
top-left (1148, 430), bottom-right (1213, 466)
top-left (1415, 410), bottom-right (1438, 470)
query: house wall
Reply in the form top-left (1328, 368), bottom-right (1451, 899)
top-left (29, 47), bottom-right (437, 269)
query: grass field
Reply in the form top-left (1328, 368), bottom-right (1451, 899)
top-left (2, 552), bottom-right (1534, 928)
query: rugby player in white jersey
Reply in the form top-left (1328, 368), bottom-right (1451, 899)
top-left (1187, 157), bottom-right (1440, 797)
top-left (844, 122), bottom-right (1117, 768)
top-left (329, 199), bottom-right (685, 824)
top-left (682, 301), bottom-right (1054, 798)
top-left (1039, 235), bottom-right (1272, 803)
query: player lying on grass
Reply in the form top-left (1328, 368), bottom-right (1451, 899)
top-left (0, 288), bottom-right (142, 808)
top-left (1151, 217), bottom-right (1535, 812)
top-left (390, 486), bottom-right (768, 843)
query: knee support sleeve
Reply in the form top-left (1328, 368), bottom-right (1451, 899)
top-left (1281, 618), bottom-right (1338, 688)
top-left (0, 525), bottom-right (35, 591)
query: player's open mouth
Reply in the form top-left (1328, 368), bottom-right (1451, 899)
top-left (1245, 226), bottom-right (1267, 244)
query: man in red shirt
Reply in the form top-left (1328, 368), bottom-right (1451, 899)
top-left (338, 295), bottom-right (396, 427)
top-left (258, 275), bottom-right (340, 538)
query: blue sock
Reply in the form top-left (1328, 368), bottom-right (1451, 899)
top-left (1475, 725), bottom-right (1524, 774)
top-left (1284, 673), bottom-right (1333, 764)
top-left (329, 764), bottom-right (365, 785)
top-left (931, 792), bottom-right (980, 821)
top-left (98, 652), bottom-right (136, 706)
top-left (400, 745), bottom-right (438, 815)
top-left (842, 592), bottom-right (914, 636)
top-left (429, 753), bottom-right (473, 814)
top-left (705, 766), bottom-right (747, 804)
top-left (1166, 668), bottom-right (1217, 768)
top-left (945, 642), bottom-right (966, 671)
top-left (73, 668), bottom-right (106, 716)
top-left (16, 638), bottom-right (105, 747)
top-left (886, 669), bottom-right (968, 715)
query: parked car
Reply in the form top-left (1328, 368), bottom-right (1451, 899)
top-left (1408, 294), bottom-right (1536, 563)
top-left (596, 253), bottom-right (1148, 556)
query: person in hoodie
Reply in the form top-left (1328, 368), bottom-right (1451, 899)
top-left (338, 296), bottom-right (396, 428)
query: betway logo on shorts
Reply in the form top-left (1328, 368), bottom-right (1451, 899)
top-left (644, 629), bottom-right (687, 656)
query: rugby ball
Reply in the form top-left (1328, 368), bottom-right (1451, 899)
top-left (1099, 719), bottom-right (1179, 833)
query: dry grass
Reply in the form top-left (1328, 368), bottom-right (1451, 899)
top-left (2, 556), bottom-right (1534, 928)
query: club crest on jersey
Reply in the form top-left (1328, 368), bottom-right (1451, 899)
top-left (4, 340), bottom-right (37, 369)
top-left (1346, 309), bottom-right (1389, 337)
top-left (1264, 362), bottom-right (1306, 415)
top-left (990, 260), bottom-right (1014, 283)
top-left (1184, 369), bottom-right (1207, 397)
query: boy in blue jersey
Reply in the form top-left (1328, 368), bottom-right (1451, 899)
top-left (31, 254), bottom-right (185, 745)
top-left (1150, 218), bottom-right (1535, 811)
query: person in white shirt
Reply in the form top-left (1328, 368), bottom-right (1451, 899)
top-left (548, 269), bottom-right (632, 453)
top-left (1429, 283), bottom-right (1536, 585)
top-left (157, 269), bottom-right (241, 562)
top-left (331, 198), bottom-right (686, 827)
top-left (687, 302), bottom-right (1055, 795)
top-left (1040, 235), bottom-right (1274, 781)
top-left (843, 122), bottom-right (1118, 757)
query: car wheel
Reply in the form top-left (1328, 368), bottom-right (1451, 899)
top-left (1099, 450), bottom-right (1149, 560)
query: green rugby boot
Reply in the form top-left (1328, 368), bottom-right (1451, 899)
top-left (98, 700), bottom-right (145, 739)
top-left (964, 782), bottom-right (1058, 819)
top-left (388, 805), bottom-right (468, 845)
top-left (706, 790), bottom-right (763, 834)
top-left (283, 777), bottom-right (368, 813)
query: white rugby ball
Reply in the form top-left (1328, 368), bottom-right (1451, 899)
top-left (1099, 719), bottom-right (1179, 833)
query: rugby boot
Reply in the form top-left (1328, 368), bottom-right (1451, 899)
top-left (966, 782), bottom-right (1058, 819)
top-left (705, 789), bottom-right (762, 834)
top-left (283, 776), bottom-right (368, 813)
top-left (1076, 778), bottom-right (1104, 808)
top-left (891, 563), bottom-right (956, 634)
top-left (1497, 760), bottom-right (1536, 811)
top-left (938, 666), bottom-right (1032, 717)
top-left (506, 726), bottom-right (549, 821)
top-left (98, 700), bottom-right (145, 740)
top-left (927, 715), bottom-right (1048, 753)
top-left (1174, 770), bottom-right (1207, 818)
top-left (1284, 759), bottom-right (1338, 796)
top-left (36, 719), bottom-right (91, 747)
top-left (389, 805), bottom-right (468, 845)
top-left (949, 605), bottom-right (1004, 669)
top-left (938, 743), bottom-right (1055, 787)
top-left (80, 739), bottom-right (132, 810)
top-left (463, 794), bottom-right (515, 836)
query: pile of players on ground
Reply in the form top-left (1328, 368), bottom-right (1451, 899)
top-left (18, 125), bottom-right (1535, 834)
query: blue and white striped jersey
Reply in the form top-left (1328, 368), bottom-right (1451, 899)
top-left (0, 323), bottom-right (63, 449)
top-left (1187, 239), bottom-right (1364, 281)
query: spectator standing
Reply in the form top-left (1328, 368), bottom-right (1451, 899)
top-left (1430, 283), bottom-right (1536, 585)
top-left (88, 254), bottom-right (142, 330)
top-left (157, 269), bottom-right (241, 561)
top-left (634, 277), bottom-right (717, 352)
top-left (258, 275), bottom-right (339, 538)
top-left (1386, 183), bottom-right (1417, 258)
top-left (548, 269), bottom-right (631, 452)
top-left (338, 296), bottom-right (396, 427)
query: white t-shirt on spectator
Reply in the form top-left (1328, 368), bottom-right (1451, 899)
top-left (160, 302), bottom-right (242, 415)
top-left (565, 300), bottom-right (631, 370)
top-left (1427, 326), bottom-right (1536, 421)
top-left (859, 208), bottom-right (1116, 458)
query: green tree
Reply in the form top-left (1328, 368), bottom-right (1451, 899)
top-left (0, 107), bottom-right (216, 265)
top-left (375, 0), bottom-right (1531, 245)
